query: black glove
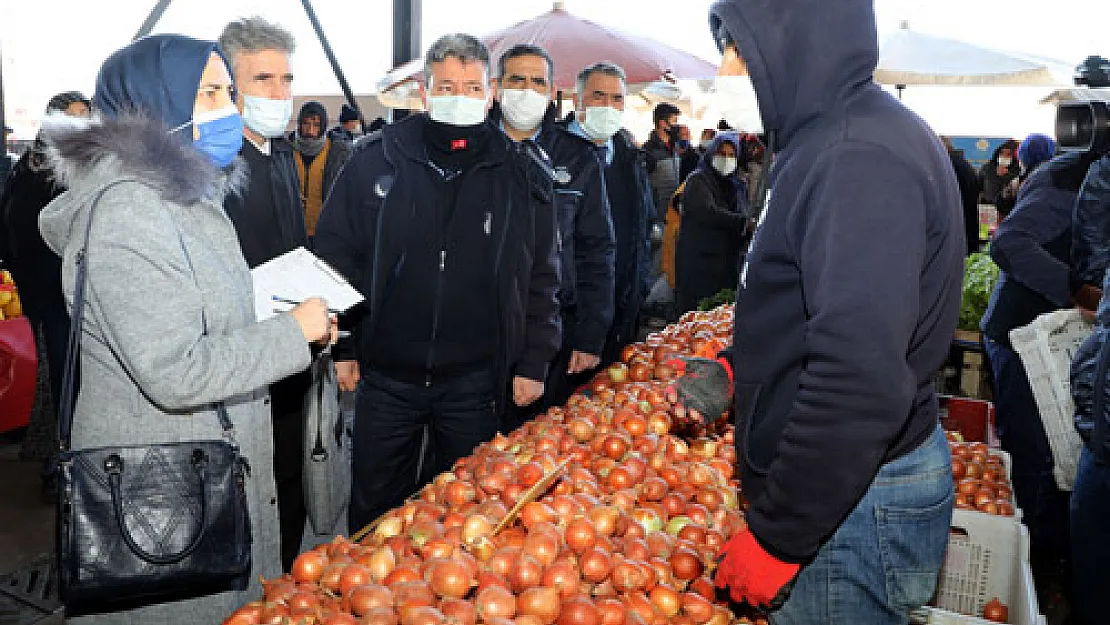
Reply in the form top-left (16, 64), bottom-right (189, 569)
top-left (669, 356), bottom-right (733, 424)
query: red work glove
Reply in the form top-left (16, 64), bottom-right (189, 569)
top-left (714, 529), bottom-right (800, 609)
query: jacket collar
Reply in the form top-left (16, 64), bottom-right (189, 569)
top-left (385, 113), bottom-right (510, 170)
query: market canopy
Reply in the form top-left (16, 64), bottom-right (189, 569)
top-left (875, 22), bottom-right (1070, 87)
top-left (377, 0), bottom-right (717, 109)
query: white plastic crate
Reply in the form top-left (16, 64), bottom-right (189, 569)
top-left (930, 511), bottom-right (1043, 624)
top-left (1009, 309), bottom-right (1094, 491)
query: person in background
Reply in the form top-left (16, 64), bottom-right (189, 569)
top-left (981, 138), bottom-right (1021, 218)
top-left (330, 103), bottom-right (360, 142)
top-left (1, 126), bottom-right (15, 189)
top-left (37, 34), bottom-right (333, 624)
top-left (290, 100), bottom-right (352, 237)
top-left (697, 128), bottom-right (717, 155)
top-left (492, 44), bottom-right (615, 422)
top-left (565, 61), bottom-right (654, 365)
top-left (218, 16), bottom-right (313, 571)
top-left (1, 92), bottom-right (90, 495)
top-left (1, 92), bottom-right (91, 421)
top-left (671, 0), bottom-right (965, 620)
top-left (980, 147), bottom-right (1101, 612)
top-left (1018, 133), bottom-right (1057, 184)
top-left (1067, 152), bottom-right (1110, 625)
top-left (676, 124), bottom-right (701, 186)
top-left (314, 33), bottom-right (561, 533)
top-left (940, 136), bottom-right (983, 255)
top-left (643, 103), bottom-right (682, 235)
top-left (674, 132), bottom-right (749, 313)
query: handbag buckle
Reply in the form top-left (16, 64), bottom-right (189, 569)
top-left (103, 454), bottom-right (124, 475)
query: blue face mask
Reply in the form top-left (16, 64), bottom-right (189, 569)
top-left (175, 105), bottom-right (243, 168)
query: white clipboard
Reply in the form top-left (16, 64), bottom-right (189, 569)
top-left (251, 247), bottom-right (364, 322)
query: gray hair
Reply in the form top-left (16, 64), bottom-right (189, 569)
top-left (218, 17), bottom-right (296, 68)
top-left (424, 33), bottom-right (490, 87)
top-left (497, 44), bottom-right (555, 92)
top-left (576, 61), bottom-right (626, 106)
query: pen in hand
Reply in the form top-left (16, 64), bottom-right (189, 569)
top-left (271, 295), bottom-right (342, 314)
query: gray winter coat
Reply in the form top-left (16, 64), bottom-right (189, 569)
top-left (38, 115), bottom-right (312, 624)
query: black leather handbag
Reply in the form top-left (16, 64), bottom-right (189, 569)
top-left (55, 182), bottom-right (252, 610)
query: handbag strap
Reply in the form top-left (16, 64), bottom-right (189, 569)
top-left (57, 181), bottom-right (233, 453)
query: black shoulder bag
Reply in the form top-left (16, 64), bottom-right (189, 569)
top-left (56, 182), bottom-right (252, 611)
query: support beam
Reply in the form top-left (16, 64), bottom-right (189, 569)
top-left (133, 0), bottom-right (174, 41)
top-left (300, 0), bottom-right (368, 132)
top-left (392, 0), bottom-right (422, 121)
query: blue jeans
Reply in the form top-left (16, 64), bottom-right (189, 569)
top-left (1070, 447), bottom-right (1110, 625)
top-left (772, 425), bottom-right (954, 625)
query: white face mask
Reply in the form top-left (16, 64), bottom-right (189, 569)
top-left (427, 95), bottom-right (489, 127)
top-left (241, 95), bottom-right (293, 138)
top-left (712, 156), bottom-right (738, 177)
top-left (699, 139), bottom-right (713, 150)
top-left (715, 75), bottom-right (763, 133)
top-left (499, 88), bottom-right (550, 133)
top-left (998, 156), bottom-right (1012, 167)
top-left (581, 106), bottom-right (624, 141)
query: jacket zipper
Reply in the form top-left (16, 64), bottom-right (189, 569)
top-left (425, 248), bottom-right (447, 387)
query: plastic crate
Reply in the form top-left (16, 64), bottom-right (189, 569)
top-left (932, 508), bottom-right (1042, 623)
top-left (940, 395), bottom-right (998, 448)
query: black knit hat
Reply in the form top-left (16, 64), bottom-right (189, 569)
top-left (339, 104), bottom-right (359, 123)
top-left (46, 91), bottom-right (91, 114)
top-left (298, 100), bottom-right (328, 129)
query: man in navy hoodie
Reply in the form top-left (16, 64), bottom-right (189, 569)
top-left (670, 1), bottom-right (965, 621)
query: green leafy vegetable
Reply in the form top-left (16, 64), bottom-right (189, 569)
top-left (698, 288), bottom-right (736, 312)
top-left (960, 251), bottom-right (1000, 332)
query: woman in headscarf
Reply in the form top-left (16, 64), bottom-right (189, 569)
top-left (674, 132), bottom-right (750, 313)
top-left (37, 35), bottom-right (333, 623)
top-left (980, 138), bottom-right (1021, 218)
top-left (1018, 133), bottom-right (1057, 182)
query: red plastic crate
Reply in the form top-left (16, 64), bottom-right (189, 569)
top-left (940, 395), bottom-right (998, 447)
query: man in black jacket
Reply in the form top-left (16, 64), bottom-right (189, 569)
top-left (315, 34), bottom-right (561, 532)
top-left (941, 136), bottom-right (983, 255)
top-left (565, 62), bottom-right (655, 366)
top-left (493, 44), bottom-right (615, 420)
top-left (219, 17), bottom-right (311, 570)
top-left (669, 0), bottom-right (964, 621)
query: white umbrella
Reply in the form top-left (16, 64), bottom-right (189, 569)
top-left (875, 22), bottom-right (1070, 88)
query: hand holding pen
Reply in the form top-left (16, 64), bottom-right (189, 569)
top-left (285, 297), bottom-right (338, 345)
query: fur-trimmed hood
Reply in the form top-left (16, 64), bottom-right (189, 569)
top-left (38, 114), bottom-right (245, 255)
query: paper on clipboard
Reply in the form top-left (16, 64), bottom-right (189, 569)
top-left (252, 247), bottom-right (364, 322)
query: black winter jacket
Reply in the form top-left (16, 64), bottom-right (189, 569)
top-left (224, 138), bottom-right (307, 267)
top-left (314, 115), bottom-right (562, 398)
top-left (604, 126), bottom-right (656, 317)
top-left (1069, 155), bottom-right (1110, 461)
top-left (493, 103), bottom-right (616, 356)
top-left (0, 144), bottom-right (65, 319)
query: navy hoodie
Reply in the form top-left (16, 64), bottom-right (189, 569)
top-left (709, 0), bottom-right (965, 562)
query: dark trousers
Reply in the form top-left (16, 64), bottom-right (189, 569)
top-left (270, 370), bottom-right (311, 571)
top-left (601, 303), bottom-right (641, 368)
top-left (348, 369), bottom-right (500, 534)
top-left (1070, 447), bottom-right (1110, 625)
top-left (983, 337), bottom-right (1072, 572)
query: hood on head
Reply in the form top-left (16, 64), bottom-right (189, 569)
top-left (698, 131), bottom-right (742, 172)
top-left (94, 34), bottom-right (224, 132)
top-left (1018, 133), bottom-right (1056, 171)
top-left (709, 0), bottom-right (879, 147)
top-left (37, 113), bottom-right (245, 255)
top-left (298, 101), bottom-right (328, 137)
top-left (990, 139), bottom-right (1019, 162)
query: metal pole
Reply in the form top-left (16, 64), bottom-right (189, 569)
top-left (133, 0), bottom-right (174, 41)
top-left (300, 0), bottom-right (368, 133)
top-left (392, 0), bottom-right (422, 122)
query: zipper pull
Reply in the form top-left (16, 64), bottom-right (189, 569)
top-left (439, 250), bottom-right (446, 271)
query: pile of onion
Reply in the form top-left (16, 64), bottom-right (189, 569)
top-left (947, 436), bottom-right (1016, 517)
top-left (224, 304), bottom-right (774, 625)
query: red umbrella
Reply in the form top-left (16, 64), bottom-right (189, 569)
top-left (377, 1), bottom-right (717, 106)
